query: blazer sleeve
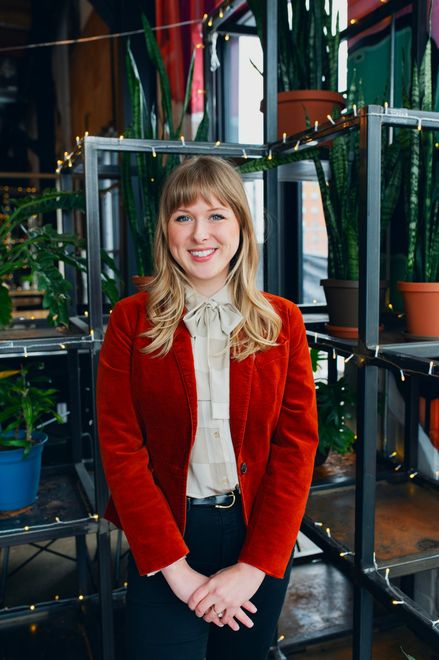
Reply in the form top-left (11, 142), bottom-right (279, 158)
top-left (96, 300), bottom-right (190, 575)
top-left (238, 302), bottom-right (318, 578)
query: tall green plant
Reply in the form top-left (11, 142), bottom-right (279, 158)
top-left (312, 86), bottom-right (402, 280)
top-left (0, 189), bottom-right (121, 329)
top-left (400, 39), bottom-right (439, 282)
top-left (122, 14), bottom-right (209, 276)
top-left (248, 0), bottom-right (339, 92)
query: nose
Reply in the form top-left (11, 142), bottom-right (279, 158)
top-left (191, 218), bottom-right (210, 243)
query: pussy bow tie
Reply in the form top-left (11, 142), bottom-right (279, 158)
top-left (183, 295), bottom-right (242, 420)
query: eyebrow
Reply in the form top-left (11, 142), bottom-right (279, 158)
top-left (174, 206), bottom-right (228, 213)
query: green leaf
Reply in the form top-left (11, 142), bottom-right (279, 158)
top-left (0, 283), bottom-right (12, 328)
top-left (141, 13), bottom-right (175, 138)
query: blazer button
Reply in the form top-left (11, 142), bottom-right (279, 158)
top-left (240, 462), bottom-right (248, 474)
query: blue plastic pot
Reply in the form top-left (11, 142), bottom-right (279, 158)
top-left (0, 431), bottom-right (48, 511)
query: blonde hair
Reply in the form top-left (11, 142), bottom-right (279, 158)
top-left (140, 156), bottom-right (281, 360)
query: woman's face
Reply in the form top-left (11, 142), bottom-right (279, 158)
top-left (167, 195), bottom-right (240, 296)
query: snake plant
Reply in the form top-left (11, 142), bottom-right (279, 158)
top-left (0, 189), bottom-right (121, 329)
top-left (311, 77), bottom-right (402, 280)
top-left (247, 0), bottom-right (339, 93)
top-left (399, 39), bottom-right (439, 282)
top-left (122, 14), bottom-right (209, 276)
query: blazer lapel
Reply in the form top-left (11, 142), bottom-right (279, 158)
top-left (230, 353), bottom-right (255, 458)
top-left (172, 319), bottom-right (198, 448)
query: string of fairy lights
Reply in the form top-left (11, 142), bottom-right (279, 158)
top-left (311, 522), bottom-right (439, 629)
top-left (2, 0), bottom-right (439, 634)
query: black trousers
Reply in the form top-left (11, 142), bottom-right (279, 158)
top-left (126, 493), bottom-right (293, 660)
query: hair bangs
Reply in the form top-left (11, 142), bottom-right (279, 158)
top-left (162, 160), bottom-right (239, 222)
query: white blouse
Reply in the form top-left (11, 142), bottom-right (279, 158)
top-left (183, 284), bottom-right (242, 497)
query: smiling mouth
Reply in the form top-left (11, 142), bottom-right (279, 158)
top-left (188, 248), bottom-right (217, 258)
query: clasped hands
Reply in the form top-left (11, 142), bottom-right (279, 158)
top-left (162, 559), bottom-right (265, 631)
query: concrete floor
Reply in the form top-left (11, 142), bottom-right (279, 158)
top-left (1, 531), bottom-right (438, 659)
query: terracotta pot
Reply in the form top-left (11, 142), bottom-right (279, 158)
top-left (397, 281), bottom-right (439, 338)
top-left (260, 90), bottom-right (346, 140)
top-left (321, 279), bottom-right (386, 339)
top-left (132, 275), bottom-right (154, 292)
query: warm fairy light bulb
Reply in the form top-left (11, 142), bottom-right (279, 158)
top-left (268, 149), bottom-right (272, 160)
top-left (282, 132), bottom-right (287, 143)
top-left (180, 135), bottom-right (186, 146)
top-left (350, 18), bottom-right (357, 25)
top-left (208, 17), bottom-right (213, 27)
top-left (215, 140), bottom-right (221, 146)
top-left (119, 134), bottom-right (124, 140)
top-left (224, 33), bottom-right (230, 40)
top-left (219, 9), bottom-right (224, 18)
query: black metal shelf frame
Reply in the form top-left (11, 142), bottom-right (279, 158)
top-left (65, 103), bottom-right (439, 658)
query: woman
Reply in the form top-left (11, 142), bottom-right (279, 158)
top-left (96, 156), bottom-right (318, 660)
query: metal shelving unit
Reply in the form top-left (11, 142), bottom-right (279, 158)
top-left (0, 267), bottom-right (114, 655)
top-left (273, 107), bottom-right (439, 657)
top-left (204, 2), bottom-right (439, 657)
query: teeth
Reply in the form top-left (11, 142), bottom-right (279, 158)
top-left (190, 249), bottom-right (215, 257)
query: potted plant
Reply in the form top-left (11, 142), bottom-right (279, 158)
top-left (311, 87), bottom-right (401, 338)
top-left (247, 0), bottom-right (345, 137)
top-left (0, 188), bottom-right (121, 329)
top-left (122, 14), bottom-right (208, 285)
top-left (396, 39), bottom-right (439, 338)
top-left (311, 348), bottom-right (356, 464)
top-left (0, 363), bottom-right (65, 512)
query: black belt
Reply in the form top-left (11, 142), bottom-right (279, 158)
top-left (187, 488), bottom-right (240, 509)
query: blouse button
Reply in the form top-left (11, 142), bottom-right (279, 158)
top-left (213, 431), bottom-right (220, 439)
top-left (240, 462), bottom-right (248, 474)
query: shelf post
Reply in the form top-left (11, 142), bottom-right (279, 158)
top-left (263, 0), bottom-right (283, 296)
top-left (84, 138), bottom-right (114, 660)
top-left (353, 106), bottom-right (384, 660)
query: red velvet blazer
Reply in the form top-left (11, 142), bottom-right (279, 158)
top-left (96, 291), bottom-right (318, 579)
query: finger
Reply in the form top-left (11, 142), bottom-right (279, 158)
top-left (242, 600), bottom-right (258, 614)
top-left (194, 595), bottom-right (216, 618)
top-left (225, 615), bottom-right (240, 632)
top-left (233, 607), bottom-right (254, 629)
top-left (187, 585), bottom-right (209, 611)
top-left (203, 610), bottom-right (224, 627)
top-left (202, 606), bottom-right (217, 624)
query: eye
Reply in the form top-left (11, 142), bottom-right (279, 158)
top-left (210, 213), bottom-right (225, 221)
top-left (174, 214), bottom-right (192, 223)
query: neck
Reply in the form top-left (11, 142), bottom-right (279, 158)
top-left (187, 279), bottom-right (228, 298)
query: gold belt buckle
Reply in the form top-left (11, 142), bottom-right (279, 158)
top-left (215, 491), bottom-right (236, 509)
